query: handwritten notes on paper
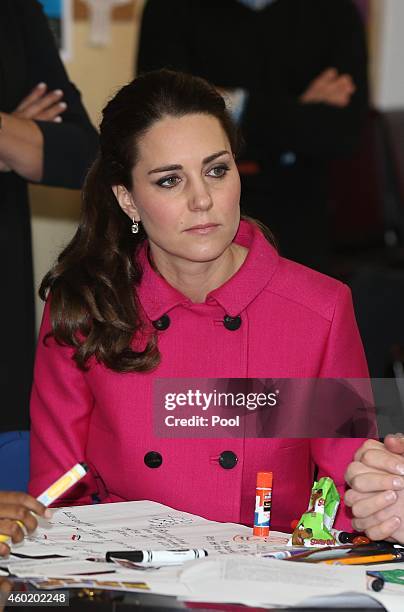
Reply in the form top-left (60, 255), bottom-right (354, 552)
top-left (15, 500), bottom-right (289, 560)
top-left (3, 500), bottom-right (401, 610)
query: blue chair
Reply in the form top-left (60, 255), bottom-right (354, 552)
top-left (0, 431), bottom-right (30, 491)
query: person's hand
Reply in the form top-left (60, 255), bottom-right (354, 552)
top-left (0, 83), bottom-right (67, 172)
top-left (345, 435), bottom-right (404, 542)
top-left (0, 492), bottom-right (51, 556)
top-left (14, 82), bottom-right (67, 123)
top-left (300, 68), bottom-right (356, 108)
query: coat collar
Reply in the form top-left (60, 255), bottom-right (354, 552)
top-left (136, 219), bottom-right (279, 322)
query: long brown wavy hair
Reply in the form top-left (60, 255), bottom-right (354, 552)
top-left (40, 69), bottom-right (246, 373)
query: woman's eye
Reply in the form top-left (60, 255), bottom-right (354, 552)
top-left (207, 164), bottom-right (229, 178)
top-left (156, 175), bottom-right (181, 188)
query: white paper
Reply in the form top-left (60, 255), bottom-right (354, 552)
top-left (297, 592), bottom-right (384, 608)
top-left (12, 500), bottom-right (289, 560)
top-left (368, 593), bottom-right (404, 612)
top-left (179, 556), bottom-right (367, 607)
top-left (5, 500), bottom-right (404, 611)
top-left (8, 558), bottom-right (112, 578)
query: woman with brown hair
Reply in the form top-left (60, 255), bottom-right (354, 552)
top-left (29, 70), bottom-right (371, 532)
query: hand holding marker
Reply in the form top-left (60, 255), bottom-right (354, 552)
top-left (0, 463), bottom-right (87, 548)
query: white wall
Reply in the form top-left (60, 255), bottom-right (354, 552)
top-left (371, 0), bottom-right (404, 109)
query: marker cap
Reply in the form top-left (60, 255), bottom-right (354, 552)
top-left (256, 471), bottom-right (273, 488)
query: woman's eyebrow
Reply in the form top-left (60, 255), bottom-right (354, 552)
top-left (202, 150), bottom-right (230, 165)
top-left (148, 150), bottom-right (230, 175)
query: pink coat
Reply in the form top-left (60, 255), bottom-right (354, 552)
top-left (29, 220), bottom-right (369, 532)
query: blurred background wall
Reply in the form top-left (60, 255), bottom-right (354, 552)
top-left (31, 0), bottom-right (404, 331)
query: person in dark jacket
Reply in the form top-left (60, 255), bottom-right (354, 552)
top-left (0, 0), bottom-right (98, 431)
top-left (136, 0), bottom-right (368, 271)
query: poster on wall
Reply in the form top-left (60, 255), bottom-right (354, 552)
top-left (40, 0), bottom-right (73, 62)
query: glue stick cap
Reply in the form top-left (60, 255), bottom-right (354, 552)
top-left (256, 472), bottom-right (273, 488)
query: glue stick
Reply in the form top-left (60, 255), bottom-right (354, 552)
top-left (253, 471), bottom-right (273, 537)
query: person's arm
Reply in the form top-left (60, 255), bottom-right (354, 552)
top-left (0, 113), bottom-right (43, 181)
top-left (14, 0), bottom-right (98, 188)
top-left (318, 283), bottom-right (369, 378)
top-left (242, 0), bottom-right (369, 158)
top-left (311, 283), bottom-right (371, 529)
top-left (345, 435), bottom-right (404, 543)
top-left (29, 303), bottom-right (97, 505)
top-left (0, 84), bottom-right (67, 176)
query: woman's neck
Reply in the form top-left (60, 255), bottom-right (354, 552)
top-left (150, 243), bottom-right (248, 303)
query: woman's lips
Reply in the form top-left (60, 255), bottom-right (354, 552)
top-left (184, 224), bottom-right (219, 234)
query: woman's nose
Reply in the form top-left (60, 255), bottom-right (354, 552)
top-left (188, 182), bottom-right (213, 211)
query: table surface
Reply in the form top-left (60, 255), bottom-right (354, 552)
top-left (4, 588), bottom-right (386, 612)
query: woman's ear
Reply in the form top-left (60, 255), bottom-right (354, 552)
top-left (112, 185), bottom-right (140, 221)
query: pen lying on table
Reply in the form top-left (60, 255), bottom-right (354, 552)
top-left (322, 551), bottom-right (404, 566)
top-left (286, 542), bottom-right (402, 563)
top-left (105, 549), bottom-right (208, 565)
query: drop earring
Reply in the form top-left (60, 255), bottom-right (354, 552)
top-left (131, 218), bottom-right (139, 234)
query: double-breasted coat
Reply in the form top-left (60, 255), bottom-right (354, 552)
top-left (29, 221), bottom-right (369, 531)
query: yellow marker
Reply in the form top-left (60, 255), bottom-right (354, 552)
top-left (0, 462), bottom-right (87, 544)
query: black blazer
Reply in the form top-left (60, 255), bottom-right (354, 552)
top-left (0, 0), bottom-right (98, 431)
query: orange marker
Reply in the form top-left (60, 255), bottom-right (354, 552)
top-left (253, 471), bottom-right (273, 537)
top-left (323, 552), bottom-right (403, 565)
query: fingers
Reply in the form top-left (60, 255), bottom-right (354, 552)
top-left (346, 466), bottom-right (404, 493)
top-left (345, 488), bottom-right (398, 518)
top-left (0, 577), bottom-right (11, 592)
top-left (0, 492), bottom-right (48, 518)
top-left (0, 519), bottom-right (28, 544)
top-left (350, 438), bottom-right (404, 476)
top-left (36, 99), bottom-right (66, 122)
top-left (384, 433), bottom-right (404, 456)
top-left (345, 459), bottom-right (385, 486)
top-left (0, 508), bottom-right (36, 536)
top-left (0, 162), bottom-right (11, 173)
top-left (0, 542), bottom-right (10, 557)
top-left (324, 75), bottom-right (355, 107)
top-left (300, 67), bottom-right (355, 107)
top-left (359, 449), bottom-right (404, 477)
top-left (14, 87), bottom-right (66, 122)
top-left (0, 492), bottom-right (50, 545)
top-left (345, 436), bottom-right (404, 542)
top-left (312, 68), bottom-right (339, 88)
top-left (15, 82), bottom-right (47, 112)
top-left (352, 515), bottom-right (401, 541)
top-left (353, 438), bottom-right (384, 462)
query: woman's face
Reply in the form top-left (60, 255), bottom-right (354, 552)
top-left (116, 113), bottom-right (241, 267)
